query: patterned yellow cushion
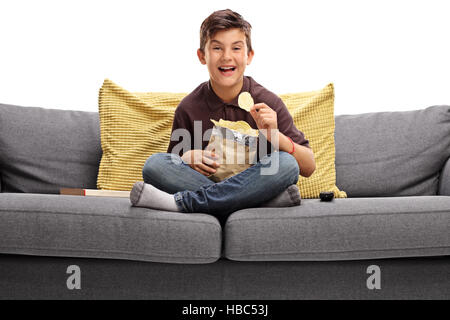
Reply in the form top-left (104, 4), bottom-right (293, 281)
top-left (97, 79), bottom-right (346, 198)
top-left (97, 79), bottom-right (187, 190)
top-left (280, 83), bottom-right (346, 198)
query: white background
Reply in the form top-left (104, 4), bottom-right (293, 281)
top-left (0, 0), bottom-right (449, 115)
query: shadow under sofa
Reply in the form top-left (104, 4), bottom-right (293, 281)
top-left (0, 102), bottom-right (449, 299)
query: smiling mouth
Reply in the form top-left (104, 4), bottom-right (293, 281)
top-left (218, 67), bottom-right (236, 76)
top-left (218, 67), bottom-right (236, 71)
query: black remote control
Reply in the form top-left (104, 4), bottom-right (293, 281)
top-left (320, 191), bottom-right (334, 202)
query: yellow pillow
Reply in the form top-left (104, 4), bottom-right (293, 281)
top-left (97, 79), bottom-right (187, 190)
top-left (97, 79), bottom-right (346, 198)
top-left (280, 83), bottom-right (347, 198)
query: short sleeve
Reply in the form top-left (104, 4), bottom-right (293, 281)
top-left (273, 96), bottom-right (310, 148)
top-left (166, 107), bottom-right (192, 156)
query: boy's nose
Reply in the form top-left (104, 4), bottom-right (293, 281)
top-left (222, 49), bottom-right (233, 59)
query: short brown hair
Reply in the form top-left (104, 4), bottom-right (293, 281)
top-left (199, 9), bottom-right (252, 54)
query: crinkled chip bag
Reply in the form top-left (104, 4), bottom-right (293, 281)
top-left (206, 119), bottom-right (258, 182)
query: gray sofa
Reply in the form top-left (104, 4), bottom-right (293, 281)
top-left (0, 102), bottom-right (449, 300)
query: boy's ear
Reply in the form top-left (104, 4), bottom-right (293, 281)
top-left (197, 49), bottom-right (206, 65)
top-left (247, 49), bottom-right (255, 65)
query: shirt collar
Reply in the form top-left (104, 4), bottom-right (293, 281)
top-left (205, 76), bottom-right (251, 111)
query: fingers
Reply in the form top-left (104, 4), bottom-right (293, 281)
top-left (204, 144), bottom-right (215, 153)
top-left (249, 103), bottom-right (261, 119)
top-left (203, 150), bottom-right (219, 160)
top-left (184, 149), bottom-right (220, 176)
top-left (256, 109), bottom-right (272, 114)
top-left (251, 103), bottom-right (270, 113)
top-left (203, 149), bottom-right (220, 170)
top-left (196, 163), bottom-right (217, 175)
top-left (202, 155), bottom-right (220, 168)
top-left (188, 150), bottom-right (220, 176)
top-left (194, 165), bottom-right (211, 176)
top-left (191, 151), bottom-right (204, 165)
top-left (250, 103), bottom-right (273, 121)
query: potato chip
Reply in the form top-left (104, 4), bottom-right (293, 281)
top-left (238, 92), bottom-right (254, 112)
top-left (210, 119), bottom-right (259, 136)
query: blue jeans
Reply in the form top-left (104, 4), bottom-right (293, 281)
top-left (142, 151), bottom-right (299, 221)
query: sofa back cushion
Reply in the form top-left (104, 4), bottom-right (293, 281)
top-left (0, 103), bottom-right (102, 193)
top-left (334, 105), bottom-right (450, 197)
top-left (439, 157), bottom-right (450, 196)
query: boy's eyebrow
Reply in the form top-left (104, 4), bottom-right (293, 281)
top-left (210, 40), bottom-right (244, 45)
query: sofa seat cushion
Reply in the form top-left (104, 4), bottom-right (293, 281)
top-left (0, 193), bottom-right (221, 264)
top-left (224, 196), bottom-right (450, 261)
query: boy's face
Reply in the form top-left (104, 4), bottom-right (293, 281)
top-left (197, 28), bottom-right (254, 91)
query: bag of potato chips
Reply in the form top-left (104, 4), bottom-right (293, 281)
top-left (206, 119), bottom-right (259, 182)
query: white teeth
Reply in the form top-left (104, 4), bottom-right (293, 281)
top-left (220, 67), bottom-right (234, 70)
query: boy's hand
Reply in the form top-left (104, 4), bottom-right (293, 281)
top-left (249, 103), bottom-right (278, 142)
top-left (181, 149), bottom-right (221, 176)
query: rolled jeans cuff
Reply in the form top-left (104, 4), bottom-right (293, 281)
top-left (174, 192), bottom-right (187, 212)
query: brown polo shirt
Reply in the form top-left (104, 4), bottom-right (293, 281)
top-left (167, 76), bottom-right (310, 160)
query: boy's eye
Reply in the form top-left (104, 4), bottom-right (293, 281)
top-left (212, 47), bottom-right (241, 51)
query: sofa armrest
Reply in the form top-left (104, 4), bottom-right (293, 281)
top-left (438, 157), bottom-right (450, 196)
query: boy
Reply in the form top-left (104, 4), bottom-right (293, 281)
top-left (130, 9), bottom-right (315, 222)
